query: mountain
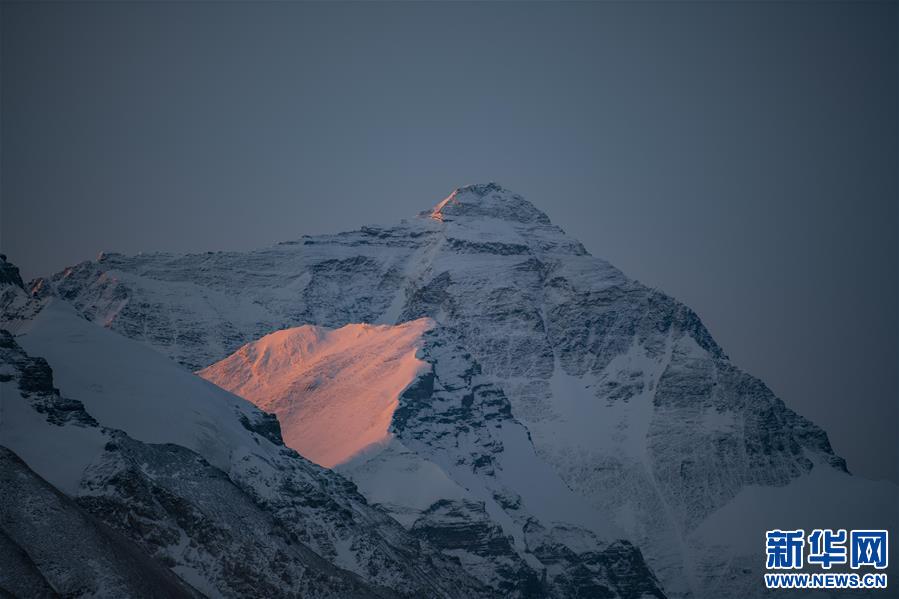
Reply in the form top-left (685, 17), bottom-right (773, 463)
top-left (0, 262), bottom-right (491, 598)
top-left (24, 183), bottom-right (899, 597)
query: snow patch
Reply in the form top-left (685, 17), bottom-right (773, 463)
top-left (339, 438), bottom-right (469, 528)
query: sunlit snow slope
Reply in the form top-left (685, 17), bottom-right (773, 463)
top-left (198, 319), bottom-right (433, 468)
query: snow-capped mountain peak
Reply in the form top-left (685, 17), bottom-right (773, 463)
top-left (18, 185), bottom-right (899, 598)
top-left (426, 182), bottom-right (552, 225)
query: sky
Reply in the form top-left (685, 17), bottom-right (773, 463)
top-left (2, 2), bottom-right (896, 482)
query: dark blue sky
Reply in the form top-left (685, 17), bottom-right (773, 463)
top-left (2, 1), bottom-right (896, 481)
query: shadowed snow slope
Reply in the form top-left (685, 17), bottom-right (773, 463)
top-left (198, 319), bottom-right (433, 468)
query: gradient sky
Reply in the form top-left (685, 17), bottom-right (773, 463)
top-left (2, 2), bottom-right (896, 482)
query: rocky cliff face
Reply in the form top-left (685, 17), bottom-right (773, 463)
top-left (0, 442), bottom-right (196, 599)
top-left (22, 184), bottom-right (897, 597)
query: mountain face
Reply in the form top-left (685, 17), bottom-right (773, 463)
top-left (17, 183), bottom-right (898, 597)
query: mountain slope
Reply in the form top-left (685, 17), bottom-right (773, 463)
top-left (32, 184), bottom-right (898, 597)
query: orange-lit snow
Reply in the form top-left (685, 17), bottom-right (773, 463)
top-left (198, 318), bottom-right (433, 468)
top-left (429, 190), bottom-right (456, 221)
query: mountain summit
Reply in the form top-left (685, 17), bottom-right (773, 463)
top-left (428, 182), bottom-right (552, 225)
top-left (19, 185), bottom-right (899, 598)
